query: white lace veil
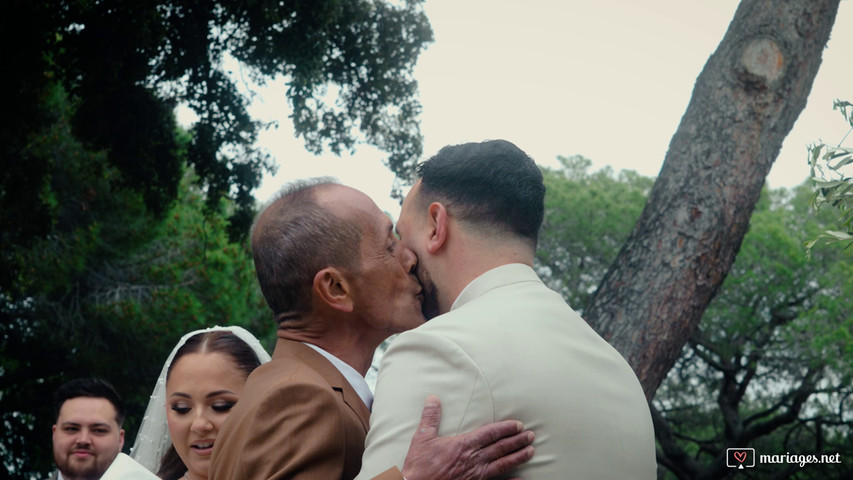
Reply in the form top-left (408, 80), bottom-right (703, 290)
top-left (129, 325), bottom-right (272, 473)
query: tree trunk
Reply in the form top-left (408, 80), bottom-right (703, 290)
top-left (583, 0), bottom-right (841, 399)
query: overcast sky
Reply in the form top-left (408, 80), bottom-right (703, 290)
top-left (216, 0), bottom-right (853, 215)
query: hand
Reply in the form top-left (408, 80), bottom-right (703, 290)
top-left (400, 395), bottom-right (534, 480)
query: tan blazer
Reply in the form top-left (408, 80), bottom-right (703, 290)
top-left (210, 338), bottom-right (400, 480)
top-left (359, 264), bottom-right (657, 479)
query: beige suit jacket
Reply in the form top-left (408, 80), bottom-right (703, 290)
top-left (101, 453), bottom-right (159, 479)
top-left (358, 264), bottom-right (657, 479)
top-left (210, 338), bottom-right (401, 480)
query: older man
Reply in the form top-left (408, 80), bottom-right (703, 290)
top-left (359, 140), bottom-right (657, 479)
top-left (51, 378), bottom-right (156, 480)
top-left (210, 178), bottom-right (533, 480)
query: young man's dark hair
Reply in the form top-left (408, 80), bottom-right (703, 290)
top-left (416, 139), bottom-right (546, 247)
top-left (53, 378), bottom-right (126, 426)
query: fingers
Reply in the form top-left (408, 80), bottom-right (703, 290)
top-left (461, 420), bottom-right (534, 478)
top-left (466, 419), bottom-right (524, 445)
top-left (407, 396), bottom-right (534, 480)
top-left (480, 429), bottom-right (535, 460)
top-left (482, 437), bottom-right (534, 479)
top-left (414, 395), bottom-right (442, 439)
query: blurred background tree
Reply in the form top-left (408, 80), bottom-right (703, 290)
top-left (537, 155), bottom-right (653, 312)
top-left (537, 161), bottom-right (853, 480)
top-left (2, 0), bottom-right (431, 248)
top-left (654, 185), bottom-right (853, 479)
top-left (0, 83), bottom-right (272, 477)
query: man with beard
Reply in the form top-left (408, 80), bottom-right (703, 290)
top-left (50, 378), bottom-right (156, 480)
top-left (357, 140), bottom-right (657, 479)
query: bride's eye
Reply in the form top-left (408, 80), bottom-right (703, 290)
top-left (212, 401), bottom-right (236, 413)
top-left (170, 404), bottom-right (191, 414)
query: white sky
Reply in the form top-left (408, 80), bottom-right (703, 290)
top-left (215, 0), bottom-right (853, 216)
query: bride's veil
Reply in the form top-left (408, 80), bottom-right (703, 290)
top-left (129, 325), bottom-right (272, 473)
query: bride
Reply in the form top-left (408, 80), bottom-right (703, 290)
top-left (131, 326), bottom-right (271, 480)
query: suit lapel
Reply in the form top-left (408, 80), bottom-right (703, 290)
top-left (334, 382), bottom-right (371, 432)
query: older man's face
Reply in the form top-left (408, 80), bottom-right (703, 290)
top-left (52, 397), bottom-right (124, 480)
top-left (323, 185), bottom-right (426, 336)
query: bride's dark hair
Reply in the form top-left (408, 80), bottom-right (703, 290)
top-left (157, 330), bottom-right (263, 480)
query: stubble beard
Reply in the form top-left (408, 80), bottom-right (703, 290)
top-left (418, 267), bottom-right (441, 320)
top-left (56, 452), bottom-right (105, 480)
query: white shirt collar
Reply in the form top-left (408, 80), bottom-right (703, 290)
top-left (303, 342), bottom-right (374, 411)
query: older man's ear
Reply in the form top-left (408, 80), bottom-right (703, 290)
top-left (313, 267), bottom-right (354, 313)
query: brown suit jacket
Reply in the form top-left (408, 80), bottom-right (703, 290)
top-left (209, 338), bottom-right (402, 480)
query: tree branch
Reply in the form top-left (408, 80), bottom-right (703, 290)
top-left (652, 405), bottom-right (702, 480)
top-left (741, 367), bottom-right (821, 442)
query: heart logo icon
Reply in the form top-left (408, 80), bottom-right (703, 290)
top-left (734, 451), bottom-right (747, 463)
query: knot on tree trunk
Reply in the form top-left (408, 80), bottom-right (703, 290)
top-left (736, 36), bottom-right (786, 89)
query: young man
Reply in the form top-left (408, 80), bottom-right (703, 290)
top-left (359, 140), bottom-right (657, 479)
top-left (51, 378), bottom-right (156, 480)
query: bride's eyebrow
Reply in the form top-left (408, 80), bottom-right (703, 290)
top-left (169, 389), bottom-right (237, 399)
top-left (207, 390), bottom-right (236, 398)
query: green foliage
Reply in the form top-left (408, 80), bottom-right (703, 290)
top-left (2, 0), bottom-right (432, 245)
top-left (0, 84), bottom-right (272, 479)
top-left (537, 159), bottom-right (852, 479)
top-left (100, 170), bottom-right (273, 343)
top-left (807, 99), bottom-right (853, 253)
top-left (537, 155), bottom-right (653, 311)
top-left (655, 185), bottom-right (853, 479)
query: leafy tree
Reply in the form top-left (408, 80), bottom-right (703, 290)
top-left (582, 0), bottom-right (844, 398)
top-left (654, 185), bottom-right (853, 479)
top-left (2, 0), bottom-right (432, 252)
top-left (0, 84), bottom-right (272, 478)
top-left (538, 160), bottom-right (853, 479)
top-left (808, 99), bottom-right (853, 252)
top-left (537, 155), bottom-right (653, 312)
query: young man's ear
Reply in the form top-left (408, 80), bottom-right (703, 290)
top-left (426, 202), bottom-right (449, 254)
top-left (313, 267), bottom-right (354, 312)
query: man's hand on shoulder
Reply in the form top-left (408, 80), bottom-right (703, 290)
top-left (400, 395), bottom-right (534, 480)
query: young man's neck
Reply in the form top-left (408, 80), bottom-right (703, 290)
top-left (436, 234), bottom-right (536, 314)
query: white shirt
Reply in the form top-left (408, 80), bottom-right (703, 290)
top-left (303, 342), bottom-right (374, 410)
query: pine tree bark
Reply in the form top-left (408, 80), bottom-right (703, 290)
top-left (584, 0), bottom-right (842, 399)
